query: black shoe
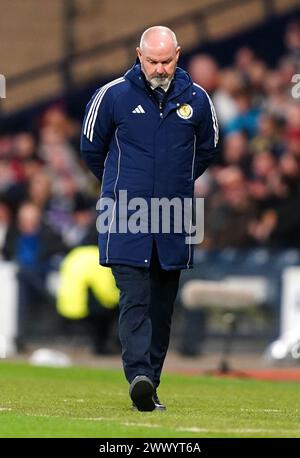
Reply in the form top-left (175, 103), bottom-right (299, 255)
top-left (153, 390), bottom-right (166, 411)
top-left (129, 376), bottom-right (155, 412)
top-left (132, 389), bottom-right (166, 411)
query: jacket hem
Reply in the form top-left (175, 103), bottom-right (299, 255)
top-left (100, 257), bottom-right (192, 270)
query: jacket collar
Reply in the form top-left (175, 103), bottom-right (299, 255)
top-left (124, 63), bottom-right (193, 101)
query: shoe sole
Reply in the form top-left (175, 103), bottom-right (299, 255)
top-left (132, 403), bottom-right (166, 411)
top-left (129, 376), bottom-right (155, 412)
top-left (154, 404), bottom-right (166, 411)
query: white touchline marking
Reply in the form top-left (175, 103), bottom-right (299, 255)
top-left (82, 417), bottom-right (161, 428)
top-left (0, 407), bottom-right (12, 412)
top-left (176, 427), bottom-right (209, 433)
top-left (79, 417), bottom-right (118, 422)
top-left (241, 408), bottom-right (276, 412)
top-left (96, 391), bottom-right (124, 397)
top-left (122, 422), bottom-right (161, 428)
top-left (12, 412), bottom-right (300, 435)
top-left (176, 426), bottom-right (300, 434)
top-left (80, 418), bottom-right (300, 434)
top-left (240, 408), bottom-right (298, 413)
top-left (24, 412), bottom-right (161, 429)
top-left (64, 399), bottom-right (85, 403)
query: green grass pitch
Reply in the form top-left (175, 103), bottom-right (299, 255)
top-left (0, 361), bottom-right (299, 438)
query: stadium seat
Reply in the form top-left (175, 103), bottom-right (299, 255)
top-left (180, 276), bottom-right (267, 372)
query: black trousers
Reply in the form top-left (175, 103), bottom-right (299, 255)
top-left (111, 242), bottom-right (181, 388)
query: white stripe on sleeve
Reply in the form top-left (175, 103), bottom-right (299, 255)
top-left (83, 77), bottom-right (125, 142)
top-left (194, 83), bottom-right (219, 147)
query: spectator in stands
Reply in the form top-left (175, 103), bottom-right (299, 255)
top-left (0, 157), bottom-right (15, 193)
top-left (251, 151), bottom-right (278, 182)
top-left (13, 132), bottom-right (37, 160)
top-left (0, 196), bottom-right (11, 259)
top-left (250, 112), bottom-right (285, 157)
top-left (203, 167), bottom-right (257, 249)
top-left (262, 70), bottom-right (288, 118)
top-left (63, 193), bottom-right (97, 248)
top-left (222, 131), bottom-right (251, 174)
top-left (39, 109), bottom-right (89, 192)
top-left (279, 152), bottom-right (300, 191)
top-left (26, 172), bottom-right (74, 236)
top-left (3, 201), bottom-right (66, 351)
top-left (247, 59), bottom-right (267, 107)
top-left (188, 54), bottom-right (219, 94)
top-left (27, 172), bottom-right (52, 211)
top-left (284, 20), bottom-right (300, 68)
top-left (224, 85), bottom-right (261, 138)
top-left (235, 46), bottom-right (256, 75)
top-left (57, 245), bottom-right (120, 355)
top-left (248, 177), bottom-right (300, 247)
top-left (39, 106), bottom-right (80, 150)
top-left (211, 69), bottom-right (240, 127)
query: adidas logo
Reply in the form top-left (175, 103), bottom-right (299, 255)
top-left (132, 105), bottom-right (145, 114)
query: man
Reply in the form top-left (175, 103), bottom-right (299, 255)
top-left (4, 202), bottom-right (66, 351)
top-left (81, 26), bottom-right (218, 411)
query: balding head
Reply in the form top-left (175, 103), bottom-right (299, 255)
top-left (137, 26), bottom-right (180, 89)
top-left (140, 26), bottom-right (178, 51)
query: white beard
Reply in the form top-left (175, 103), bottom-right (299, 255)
top-left (149, 76), bottom-right (171, 90)
top-left (140, 63), bottom-right (173, 91)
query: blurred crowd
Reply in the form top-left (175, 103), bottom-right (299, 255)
top-left (192, 20), bottom-right (300, 249)
top-left (1, 19), bottom-right (300, 355)
top-left (0, 108), bottom-right (98, 263)
top-left (1, 22), bottom-right (300, 259)
top-left (0, 108), bottom-right (104, 352)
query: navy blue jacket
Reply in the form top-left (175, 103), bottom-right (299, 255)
top-left (81, 64), bottom-right (218, 269)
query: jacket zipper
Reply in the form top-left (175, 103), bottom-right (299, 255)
top-left (159, 102), bottom-right (163, 118)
